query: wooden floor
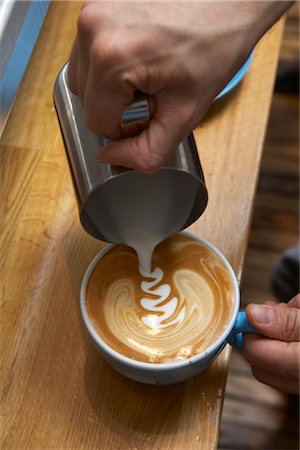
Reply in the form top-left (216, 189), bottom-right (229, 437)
top-left (218, 5), bottom-right (299, 450)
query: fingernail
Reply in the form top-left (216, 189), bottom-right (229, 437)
top-left (250, 305), bottom-right (276, 324)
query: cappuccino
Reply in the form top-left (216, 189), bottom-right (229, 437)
top-left (86, 234), bottom-right (235, 364)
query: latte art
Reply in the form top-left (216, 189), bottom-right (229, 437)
top-left (86, 234), bottom-right (235, 363)
top-left (140, 267), bottom-right (186, 329)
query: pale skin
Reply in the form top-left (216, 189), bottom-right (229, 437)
top-left (68, 0), bottom-right (292, 172)
top-left (68, 1), bottom-right (299, 393)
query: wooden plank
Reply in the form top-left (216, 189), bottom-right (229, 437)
top-left (0, 1), bottom-right (285, 449)
top-left (219, 7), bottom-right (299, 448)
top-left (191, 21), bottom-right (285, 276)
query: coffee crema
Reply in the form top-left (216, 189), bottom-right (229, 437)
top-left (86, 234), bottom-right (235, 364)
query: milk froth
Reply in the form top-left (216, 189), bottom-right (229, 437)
top-left (140, 267), bottom-right (186, 329)
top-left (86, 234), bottom-right (235, 363)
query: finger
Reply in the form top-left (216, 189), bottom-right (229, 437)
top-left (97, 97), bottom-right (196, 172)
top-left (83, 57), bottom-right (134, 138)
top-left (246, 302), bottom-right (300, 341)
top-left (243, 334), bottom-right (300, 379)
top-left (68, 36), bottom-right (80, 95)
top-left (75, 3), bottom-right (100, 104)
top-left (251, 365), bottom-right (299, 394)
top-left (97, 113), bottom-right (184, 173)
top-left (288, 293), bottom-right (300, 308)
top-left (264, 300), bottom-right (278, 306)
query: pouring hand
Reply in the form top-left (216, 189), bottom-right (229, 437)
top-left (68, 1), bottom-right (291, 172)
top-left (243, 294), bottom-right (300, 394)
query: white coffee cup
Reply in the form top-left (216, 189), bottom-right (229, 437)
top-left (80, 231), bottom-right (256, 384)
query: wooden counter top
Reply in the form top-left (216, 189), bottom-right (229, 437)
top-left (0, 2), bottom-right (284, 449)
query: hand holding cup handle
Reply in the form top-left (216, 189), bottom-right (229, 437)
top-left (80, 232), bottom-right (261, 384)
top-left (227, 311), bottom-right (259, 350)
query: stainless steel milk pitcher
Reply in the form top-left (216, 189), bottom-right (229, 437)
top-left (53, 63), bottom-right (208, 244)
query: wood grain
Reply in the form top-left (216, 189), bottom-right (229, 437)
top-left (0, 2), bottom-right (285, 449)
top-left (219, 7), bottom-right (299, 447)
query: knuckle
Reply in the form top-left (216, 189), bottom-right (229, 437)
top-left (77, 6), bottom-right (96, 39)
top-left (281, 307), bottom-right (299, 341)
top-left (91, 39), bottom-right (126, 71)
top-left (294, 293), bottom-right (300, 306)
top-left (90, 40), bottom-right (103, 65)
top-left (139, 163), bottom-right (161, 174)
top-left (136, 152), bottom-right (163, 174)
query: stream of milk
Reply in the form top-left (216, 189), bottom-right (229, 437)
top-left (124, 230), bottom-right (186, 330)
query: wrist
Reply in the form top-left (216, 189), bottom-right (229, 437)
top-left (239, 1), bottom-right (293, 44)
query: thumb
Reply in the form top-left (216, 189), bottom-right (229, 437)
top-left (97, 115), bottom-right (183, 173)
top-left (246, 302), bottom-right (300, 342)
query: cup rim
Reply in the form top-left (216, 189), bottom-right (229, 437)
top-left (80, 231), bottom-right (240, 371)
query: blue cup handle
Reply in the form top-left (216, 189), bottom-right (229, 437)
top-left (227, 311), bottom-right (259, 350)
